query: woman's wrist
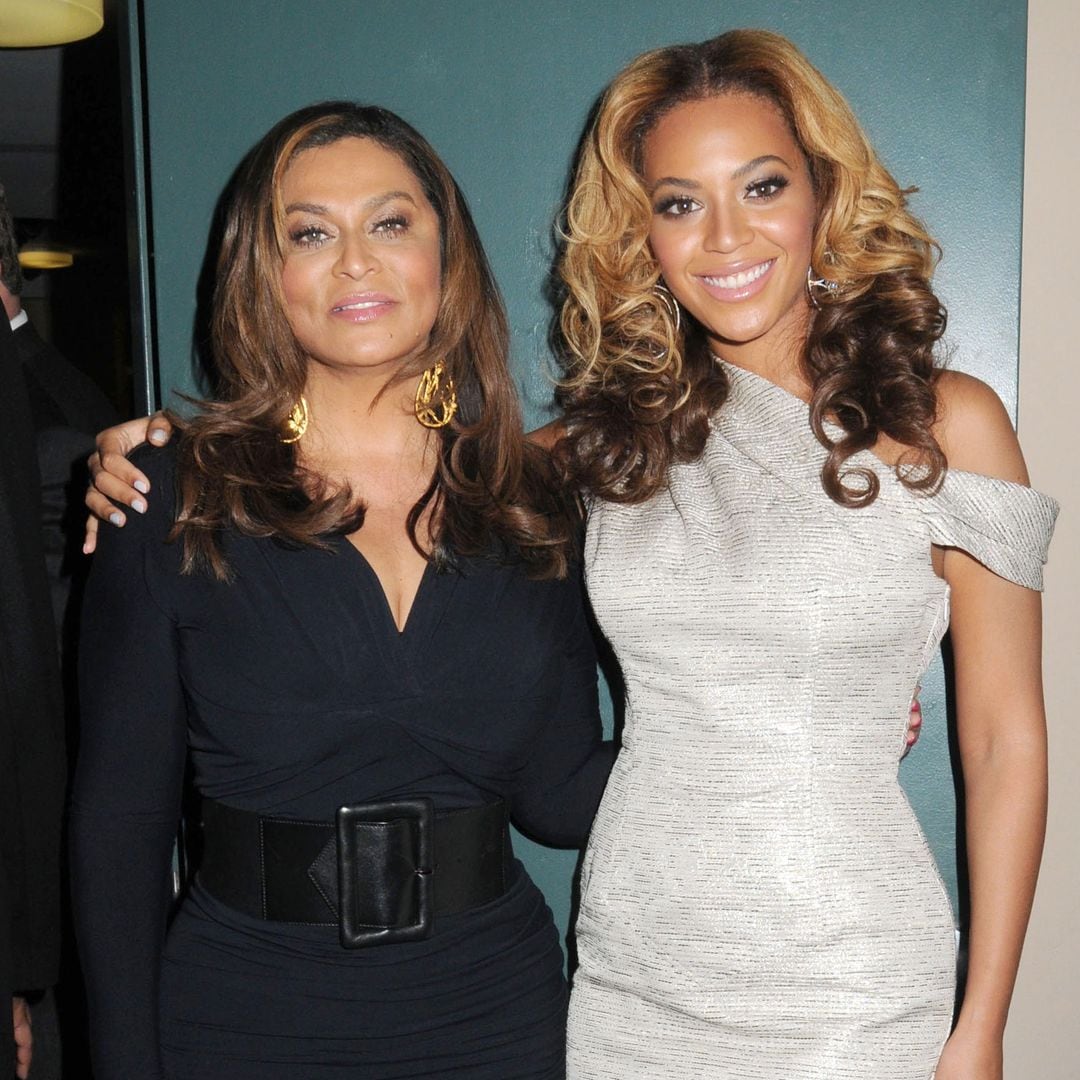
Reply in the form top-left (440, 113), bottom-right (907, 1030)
top-left (951, 1001), bottom-right (1008, 1042)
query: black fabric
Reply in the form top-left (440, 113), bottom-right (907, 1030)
top-left (71, 443), bottom-right (613, 1079)
top-left (0, 319), bottom-right (69, 1075)
top-left (13, 321), bottom-right (118, 641)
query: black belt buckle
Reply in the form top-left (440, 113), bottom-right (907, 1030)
top-left (335, 797), bottom-right (434, 949)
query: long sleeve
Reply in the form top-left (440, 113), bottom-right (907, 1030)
top-left (511, 576), bottom-right (615, 847)
top-left (69, 447), bottom-right (187, 1080)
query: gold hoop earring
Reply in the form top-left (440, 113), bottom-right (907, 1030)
top-left (414, 361), bottom-right (458, 429)
top-left (280, 396), bottom-right (309, 444)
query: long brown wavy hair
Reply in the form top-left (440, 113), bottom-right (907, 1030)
top-left (555, 28), bottom-right (947, 507)
top-left (172, 102), bottom-right (575, 579)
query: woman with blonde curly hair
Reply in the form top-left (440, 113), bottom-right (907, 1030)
top-left (556, 28), bottom-right (1055, 1080)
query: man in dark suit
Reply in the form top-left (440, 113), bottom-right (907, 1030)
top-left (0, 305), bottom-right (66, 1080)
top-left (1, 181), bottom-right (117, 1077)
top-left (1, 193), bottom-right (120, 643)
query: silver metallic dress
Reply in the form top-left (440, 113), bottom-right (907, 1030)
top-left (567, 361), bottom-right (1057, 1079)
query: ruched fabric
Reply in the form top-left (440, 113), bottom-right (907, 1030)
top-left (567, 360), bottom-right (1056, 1080)
top-left (158, 869), bottom-right (568, 1079)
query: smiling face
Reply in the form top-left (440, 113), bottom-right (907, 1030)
top-left (278, 136), bottom-right (442, 383)
top-left (643, 93), bottom-right (818, 372)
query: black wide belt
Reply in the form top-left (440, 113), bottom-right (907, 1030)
top-left (197, 797), bottom-right (512, 948)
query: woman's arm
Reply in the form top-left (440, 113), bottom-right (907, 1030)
top-left (511, 577), bottom-right (615, 848)
top-left (933, 373), bottom-right (1048, 1080)
top-left (70, 447), bottom-right (188, 1080)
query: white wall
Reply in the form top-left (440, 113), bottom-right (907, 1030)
top-left (1006, 0), bottom-right (1080, 1073)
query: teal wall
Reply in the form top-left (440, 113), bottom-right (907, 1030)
top-left (133, 0), bottom-right (1028, 941)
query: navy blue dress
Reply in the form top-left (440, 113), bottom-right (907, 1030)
top-left (70, 444), bottom-right (612, 1080)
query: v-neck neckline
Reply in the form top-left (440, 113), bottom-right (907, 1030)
top-left (335, 536), bottom-right (436, 638)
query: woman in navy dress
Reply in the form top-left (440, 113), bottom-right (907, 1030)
top-left (70, 102), bottom-right (612, 1080)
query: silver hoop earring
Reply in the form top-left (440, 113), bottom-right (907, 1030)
top-left (806, 265), bottom-right (840, 310)
top-left (654, 283), bottom-right (681, 333)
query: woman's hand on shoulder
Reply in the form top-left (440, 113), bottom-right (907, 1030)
top-left (933, 370), bottom-right (1029, 484)
top-left (83, 412), bottom-right (174, 554)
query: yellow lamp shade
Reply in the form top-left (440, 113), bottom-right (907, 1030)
top-left (18, 246), bottom-right (74, 270)
top-left (0, 0), bottom-right (103, 47)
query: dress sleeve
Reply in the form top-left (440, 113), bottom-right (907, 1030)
top-left (510, 574), bottom-right (615, 848)
top-left (919, 470), bottom-right (1059, 590)
top-left (69, 446), bottom-right (187, 1080)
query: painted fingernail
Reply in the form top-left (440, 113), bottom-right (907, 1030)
top-left (134, 479), bottom-right (149, 494)
top-left (150, 429), bottom-right (167, 444)
top-left (132, 499), bottom-right (147, 514)
top-left (109, 512), bottom-right (123, 526)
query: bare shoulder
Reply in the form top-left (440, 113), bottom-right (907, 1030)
top-left (934, 370), bottom-right (1030, 484)
top-left (527, 419), bottom-right (566, 451)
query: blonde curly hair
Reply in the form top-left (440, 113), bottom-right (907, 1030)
top-left (556, 28), bottom-right (946, 507)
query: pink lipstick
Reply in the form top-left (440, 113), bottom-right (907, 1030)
top-left (330, 292), bottom-right (397, 322)
top-left (696, 259), bottom-right (776, 302)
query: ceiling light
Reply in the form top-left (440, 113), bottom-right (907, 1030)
top-left (0, 0), bottom-right (103, 47)
top-left (18, 244), bottom-right (74, 270)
